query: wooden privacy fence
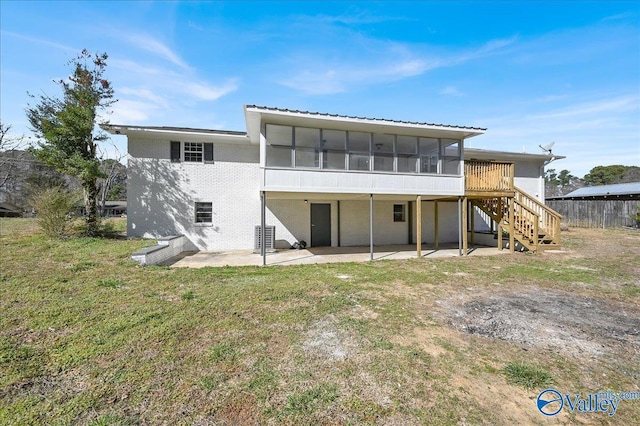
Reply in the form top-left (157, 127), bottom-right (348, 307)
top-left (547, 199), bottom-right (640, 228)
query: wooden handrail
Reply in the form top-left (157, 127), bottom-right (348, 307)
top-left (513, 186), bottom-right (561, 245)
top-left (513, 199), bottom-right (540, 243)
top-left (514, 186), bottom-right (563, 219)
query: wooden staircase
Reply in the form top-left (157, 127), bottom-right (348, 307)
top-left (472, 186), bottom-right (562, 252)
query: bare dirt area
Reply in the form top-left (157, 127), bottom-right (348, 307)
top-left (388, 228), bottom-right (640, 424)
top-left (431, 227), bottom-right (640, 362)
top-left (436, 288), bottom-right (640, 359)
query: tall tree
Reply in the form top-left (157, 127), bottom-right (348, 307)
top-left (26, 50), bottom-right (116, 236)
top-left (98, 158), bottom-right (127, 214)
top-left (0, 122), bottom-right (24, 190)
top-left (545, 168), bottom-right (582, 196)
top-left (583, 165), bottom-right (640, 186)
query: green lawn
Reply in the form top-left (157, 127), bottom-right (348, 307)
top-left (1, 218), bottom-right (638, 425)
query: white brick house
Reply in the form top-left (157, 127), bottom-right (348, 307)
top-left (104, 105), bottom-right (562, 258)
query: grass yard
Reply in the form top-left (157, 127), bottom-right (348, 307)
top-left (1, 218), bottom-right (639, 425)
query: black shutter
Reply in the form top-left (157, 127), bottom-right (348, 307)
top-left (170, 141), bottom-right (181, 162)
top-left (204, 143), bottom-right (214, 163)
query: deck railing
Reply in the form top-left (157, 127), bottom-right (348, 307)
top-left (465, 161), bottom-right (514, 193)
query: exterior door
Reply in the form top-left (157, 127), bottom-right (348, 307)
top-left (311, 203), bottom-right (331, 247)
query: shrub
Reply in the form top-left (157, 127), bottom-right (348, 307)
top-left (631, 206), bottom-right (640, 228)
top-left (31, 187), bottom-right (81, 238)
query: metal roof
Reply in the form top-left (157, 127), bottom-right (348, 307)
top-left (244, 105), bottom-right (487, 132)
top-left (102, 124), bottom-right (247, 136)
top-left (465, 147), bottom-right (564, 162)
top-left (556, 182), bottom-right (640, 199)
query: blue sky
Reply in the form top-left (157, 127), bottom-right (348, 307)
top-left (1, 1), bottom-right (638, 177)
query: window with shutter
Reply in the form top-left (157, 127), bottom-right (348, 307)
top-left (170, 141), bottom-right (181, 162)
top-left (204, 143), bottom-right (214, 163)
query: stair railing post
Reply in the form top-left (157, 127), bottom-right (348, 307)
top-left (534, 212), bottom-right (539, 253)
top-left (509, 197), bottom-right (515, 253)
top-left (509, 163), bottom-right (515, 190)
top-left (497, 197), bottom-right (503, 251)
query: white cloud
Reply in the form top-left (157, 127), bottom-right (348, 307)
top-left (181, 80), bottom-right (239, 101)
top-left (474, 93), bottom-right (640, 176)
top-left (534, 94), bottom-right (568, 103)
top-left (313, 10), bottom-right (408, 25)
top-left (108, 99), bottom-right (153, 123)
top-left (0, 30), bottom-right (77, 52)
top-left (110, 58), bottom-right (165, 75)
top-left (280, 57), bottom-right (445, 95)
top-left (119, 87), bottom-right (169, 108)
top-left (440, 86), bottom-right (465, 97)
top-left (528, 95), bottom-right (639, 120)
top-left (187, 21), bottom-right (203, 31)
top-left (124, 34), bottom-right (190, 70)
top-left (454, 36), bottom-right (518, 63)
top-left (106, 35), bottom-right (239, 124)
top-left (279, 36), bottom-right (515, 95)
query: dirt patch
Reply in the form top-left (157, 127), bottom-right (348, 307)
top-left (437, 288), bottom-right (640, 358)
top-left (302, 315), bottom-right (359, 362)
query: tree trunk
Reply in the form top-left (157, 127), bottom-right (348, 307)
top-left (84, 177), bottom-right (99, 236)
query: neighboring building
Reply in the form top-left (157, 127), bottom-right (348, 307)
top-left (104, 105), bottom-right (562, 257)
top-left (103, 201), bottom-right (127, 217)
top-left (0, 202), bottom-right (22, 217)
top-left (547, 182), bottom-right (640, 228)
top-left (76, 201), bottom-right (127, 217)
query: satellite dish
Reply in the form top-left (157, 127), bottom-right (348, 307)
top-left (539, 142), bottom-right (555, 155)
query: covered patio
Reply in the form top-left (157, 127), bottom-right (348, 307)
top-left (163, 243), bottom-right (507, 268)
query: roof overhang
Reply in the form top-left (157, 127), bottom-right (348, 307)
top-left (244, 105), bottom-right (486, 144)
top-left (465, 147), bottom-right (565, 163)
top-left (101, 124), bottom-right (249, 144)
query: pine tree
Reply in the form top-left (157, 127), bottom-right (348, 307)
top-left (26, 50), bottom-right (116, 236)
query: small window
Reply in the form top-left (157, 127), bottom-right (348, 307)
top-left (393, 204), bottom-right (405, 222)
top-left (184, 142), bottom-right (203, 162)
top-left (195, 202), bottom-right (212, 223)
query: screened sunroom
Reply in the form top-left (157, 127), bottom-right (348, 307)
top-left (244, 106), bottom-right (485, 196)
top-left (264, 123), bottom-right (463, 176)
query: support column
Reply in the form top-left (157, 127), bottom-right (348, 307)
top-left (337, 200), bottom-right (341, 247)
top-left (462, 197), bottom-right (468, 255)
top-left (458, 197), bottom-right (463, 256)
top-left (416, 195), bottom-right (422, 257)
top-left (434, 200), bottom-right (439, 250)
top-left (369, 194), bottom-right (374, 261)
top-left (261, 191), bottom-right (266, 266)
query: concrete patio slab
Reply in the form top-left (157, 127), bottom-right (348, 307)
top-left (162, 244), bottom-right (507, 268)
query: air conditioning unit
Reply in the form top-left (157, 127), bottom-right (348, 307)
top-left (254, 225), bottom-right (276, 252)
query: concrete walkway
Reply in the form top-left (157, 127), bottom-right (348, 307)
top-left (163, 244), bottom-right (507, 268)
